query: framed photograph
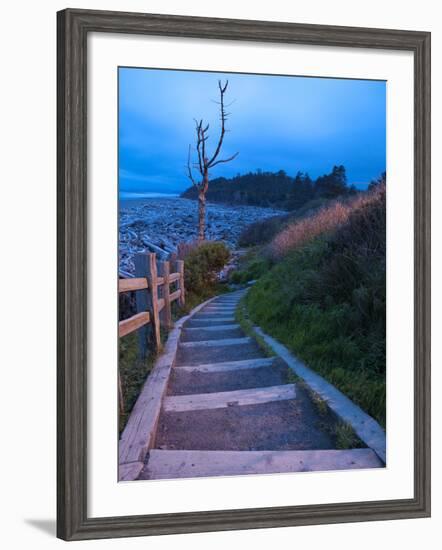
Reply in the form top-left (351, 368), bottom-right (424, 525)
top-left (57, 8), bottom-right (431, 541)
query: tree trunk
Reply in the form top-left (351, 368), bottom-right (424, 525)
top-left (198, 190), bottom-right (206, 242)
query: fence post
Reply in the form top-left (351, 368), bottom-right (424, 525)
top-left (177, 260), bottom-right (185, 307)
top-left (134, 252), bottom-right (161, 357)
top-left (158, 260), bottom-right (172, 329)
top-left (146, 253), bottom-right (161, 351)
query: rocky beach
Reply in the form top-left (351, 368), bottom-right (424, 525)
top-left (119, 197), bottom-right (283, 275)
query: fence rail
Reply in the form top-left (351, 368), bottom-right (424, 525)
top-left (118, 277), bottom-right (148, 293)
top-left (118, 252), bottom-right (185, 414)
top-left (118, 311), bottom-right (150, 338)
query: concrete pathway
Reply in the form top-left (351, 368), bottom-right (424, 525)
top-left (138, 290), bottom-right (383, 480)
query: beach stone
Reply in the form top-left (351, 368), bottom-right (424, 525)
top-left (119, 197), bottom-right (283, 274)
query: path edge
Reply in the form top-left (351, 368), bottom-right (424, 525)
top-left (118, 295), bottom-right (217, 481)
top-left (252, 325), bottom-right (386, 464)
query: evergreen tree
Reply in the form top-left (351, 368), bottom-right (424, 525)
top-left (315, 165), bottom-right (348, 198)
top-left (287, 171), bottom-right (314, 209)
top-left (368, 171), bottom-right (386, 191)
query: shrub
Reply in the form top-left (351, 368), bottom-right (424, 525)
top-left (176, 240), bottom-right (199, 259)
top-left (229, 256), bottom-right (271, 284)
top-left (180, 240), bottom-right (230, 297)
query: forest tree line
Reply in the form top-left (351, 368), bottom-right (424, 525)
top-left (181, 165), bottom-right (364, 210)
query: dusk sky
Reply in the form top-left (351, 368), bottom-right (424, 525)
top-left (119, 67), bottom-right (386, 196)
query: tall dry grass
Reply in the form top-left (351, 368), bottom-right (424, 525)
top-left (268, 186), bottom-right (385, 259)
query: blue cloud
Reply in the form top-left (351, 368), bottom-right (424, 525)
top-left (119, 67), bottom-right (386, 195)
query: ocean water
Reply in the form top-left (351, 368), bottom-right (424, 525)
top-left (119, 191), bottom-right (179, 201)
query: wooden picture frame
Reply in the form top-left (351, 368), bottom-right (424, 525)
top-left (57, 8), bottom-right (431, 541)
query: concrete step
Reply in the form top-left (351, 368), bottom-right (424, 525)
top-left (144, 448), bottom-right (384, 479)
top-left (163, 384), bottom-right (296, 412)
top-left (181, 327), bottom-right (244, 343)
top-left (179, 337), bottom-right (252, 349)
top-left (199, 312), bottom-right (237, 317)
top-left (176, 336), bottom-right (263, 365)
top-left (201, 303), bottom-right (238, 307)
top-left (175, 340), bottom-right (263, 366)
top-left (196, 310), bottom-right (235, 319)
top-left (204, 303), bottom-right (237, 308)
top-left (184, 324), bottom-right (240, 332)
top-left (168, 361), bottom-right (286, 396)
top-left (202, 307), bottom-right (237, 313)
top-left (155, 391), bottom-right (337, 451)
top-left (176, 357), bottom-right (275, 373)
top-left (187, 317), bottom-right (236, 326)
top-left (215, 293), bottom-right (246, 300)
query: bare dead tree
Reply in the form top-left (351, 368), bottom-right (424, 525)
top-left (186, 80), bottom-right (239, 242)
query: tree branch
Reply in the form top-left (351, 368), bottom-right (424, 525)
top-left (207, 80), bottom-right (229, 168)
top-left (186, 145), bottom-right (199, 188)
top-left (194, 119), bottom-right (204, 176)
top-left (209, 151), bottom-right (239, 168)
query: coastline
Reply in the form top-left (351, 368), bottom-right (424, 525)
top-left (118, 196), bottom-right (283, 275)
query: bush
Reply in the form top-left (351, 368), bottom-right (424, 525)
top-left (229, 256), bottom-right (272, 284)
top-left (180, 240), bottom-right (230, 297)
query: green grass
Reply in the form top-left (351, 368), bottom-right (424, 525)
top-left (298, 380), bottom-right (329, 419)
top-left (285, 369), bottom-right (300, 385)
top-left (229, 253), bottom-right (272, 285)
top-left (308, 389), bottom-right (329, 418)
top-left (119, 332), bottom-right (158, 434)
top-left (235, 299), bottom-right (275, 358)
top-left (296, 380), bottom-right (364, 447)
top-left (245, 244), bottom-right (386, 426)
top-left (334, 422), bottom-right (364, 450)
top-left (244, 190), bottom-right (386, 427)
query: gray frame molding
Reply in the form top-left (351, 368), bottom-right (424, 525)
top-left (57, 8), bottom-right (431, 541)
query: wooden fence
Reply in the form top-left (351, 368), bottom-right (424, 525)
top-left (118, 252), bottom-right (185, 412)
